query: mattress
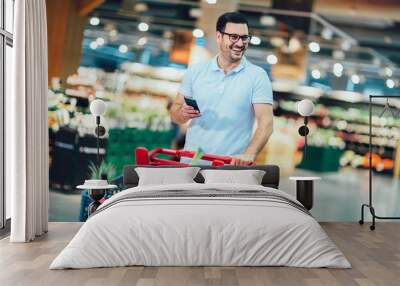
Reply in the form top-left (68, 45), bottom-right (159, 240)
top-left (50, 183), bottom-right (351, 269)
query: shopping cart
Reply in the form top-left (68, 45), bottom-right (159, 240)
top-left (135, 147), bottom-right (233, 166)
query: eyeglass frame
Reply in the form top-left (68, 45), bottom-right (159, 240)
top-left (218, 30), bottom-right (252, 44)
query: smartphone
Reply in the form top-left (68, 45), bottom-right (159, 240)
top-left (184, 97), bottom-right (200, 112)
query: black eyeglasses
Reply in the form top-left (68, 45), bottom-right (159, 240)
top-left (218, 31), bottom-right (252, 43)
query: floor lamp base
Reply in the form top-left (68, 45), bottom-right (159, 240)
top-left (359, 203), bottom-right (400, 231)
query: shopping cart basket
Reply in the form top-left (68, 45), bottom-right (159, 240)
top-left (135, 147), bottom-right (233, 166)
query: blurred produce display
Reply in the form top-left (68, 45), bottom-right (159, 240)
top-left (48, 63), bottom-right (177, 190)
top-left (274, 91), bottom-right (400, 174)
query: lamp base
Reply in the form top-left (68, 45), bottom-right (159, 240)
top-left (296, 180), bottom-right (313, 210)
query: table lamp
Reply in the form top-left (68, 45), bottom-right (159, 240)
top-left (297, 99), bottom-right (315, 155)
top-left (90, 99), bottom-right (107, 165)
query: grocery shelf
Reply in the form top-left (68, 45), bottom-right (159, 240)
top-left (274, 91), bottom-right (400, 175)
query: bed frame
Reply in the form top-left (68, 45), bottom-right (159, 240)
top-left (123, 165), bottom-right (280, 189)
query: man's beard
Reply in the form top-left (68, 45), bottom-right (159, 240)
top-left (228, 43), bottom-right (246, 61)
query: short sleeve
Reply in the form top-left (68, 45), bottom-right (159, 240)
top-left (178, 69), bottom-right (193, 98)
top-left (252, 70), bottom-right (273, 104)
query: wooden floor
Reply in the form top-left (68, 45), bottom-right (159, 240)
top-left (0, 222), bottom-right (399, 286)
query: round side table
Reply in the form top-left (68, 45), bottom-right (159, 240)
top-left (289, 177), bottom-right (321, 210)
top-left (77, 184), bottom-right (118, 216)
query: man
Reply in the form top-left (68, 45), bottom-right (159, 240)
top-left (170, 12), bottom-right (273, 166)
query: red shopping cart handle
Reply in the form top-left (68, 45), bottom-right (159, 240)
top-left (136, 147), bottom-right (233, 166)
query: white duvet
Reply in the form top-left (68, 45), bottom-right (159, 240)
top-left (50, 183), bottom-right (351, 269)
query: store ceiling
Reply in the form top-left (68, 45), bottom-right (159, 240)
top-left (87, 0), bottom-right (400, 66)
top-left (77, 0), bottom-right (400, 95)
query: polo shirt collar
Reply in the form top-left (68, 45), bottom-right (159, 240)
top-left (212, 55), bottom-right (247, 73)
top-left (211, 55), bottom-right (221, 71)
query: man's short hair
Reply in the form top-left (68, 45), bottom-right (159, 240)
top-left (216, 12), bottom-right (249, 32)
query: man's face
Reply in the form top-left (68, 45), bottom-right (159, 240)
top-left (216, 22), bottom-right (250, 63)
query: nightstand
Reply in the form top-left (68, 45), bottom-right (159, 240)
top-left (77, 180), bottom-right (118, 216)
top-left (289, 177), bottom-right (321, 210)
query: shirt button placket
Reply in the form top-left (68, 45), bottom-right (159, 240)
top-left (220, 75), bottom-right (226, 94)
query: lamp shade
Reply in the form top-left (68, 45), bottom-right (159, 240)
top-left (297, 99), bottom-right (315, 117)
top-left (90, 99), bottom-right (106, 116)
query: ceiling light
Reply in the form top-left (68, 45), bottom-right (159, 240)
top-left (351, 74), bottom-right (360, 84)
top-left (250, 36), bottom-right (261, 45)
top-left (308, 41), bottom-right (320, 53)
top-left (90, 41), bottom-right (98, 50)
top-left (266, 54), bottom-right (278, 65)
top-left (138, 37), bottom-right (147, 46)
top-left (260, 15), bottom-right (276, 26)
top-left (333, 63), bottom-right (343, 77)
top-left (192, 28), bottom-right (204, 38)
top-left (96, 37), bottom-right (105, 46)
top-left (90, 17), bottom-right (100, 26)
top-left (321, 27), bottom-right (333, 40)
top-left (134, 3), bottom-right (148, 12)
top-left (385, 67), bottom-right (393, 77)
top-left (341, 40), bottom-right (352, 51)
top-left (386, 79), bottom-right (395, 89)
top-left (206, 0), bottom-right (217, 4)
top-left (332, 50), bottom-right (345, 60)
top-left (138, 22), bottom-right (149, 32)
top-left (118, 44), bottom-right (128, 53)
top-left (270, 37), bottom-right (285, 47)
top-left (311, 69), bottom-right (321, 79)
top-left (189, 8), bottom-right (202, 18)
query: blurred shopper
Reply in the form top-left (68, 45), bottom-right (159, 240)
top-left (170, 12), bottom-right (273, 166)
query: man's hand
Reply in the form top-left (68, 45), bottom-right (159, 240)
top-left (231, 154), bottom-right (256, 166)
top-left (170, 94), bottom-right (201, 124)
top-left (179, 103), bottom-right (201, 122)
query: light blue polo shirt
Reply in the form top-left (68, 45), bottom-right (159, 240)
top-left (179, 55), bottom-right (273, 163)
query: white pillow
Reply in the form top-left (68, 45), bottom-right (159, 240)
top-left (200, 169), bottom-right (266, 185)
top-left (135, 167), bottom-right (200, 186)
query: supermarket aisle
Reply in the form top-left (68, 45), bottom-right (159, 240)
top-left (49, 168), bottom-right (400, 222)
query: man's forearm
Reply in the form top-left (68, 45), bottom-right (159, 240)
top-left (244, 123), bottom-right (273, 157)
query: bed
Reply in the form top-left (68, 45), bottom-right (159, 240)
top-left (50, 165), bottom-right (351, 269)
